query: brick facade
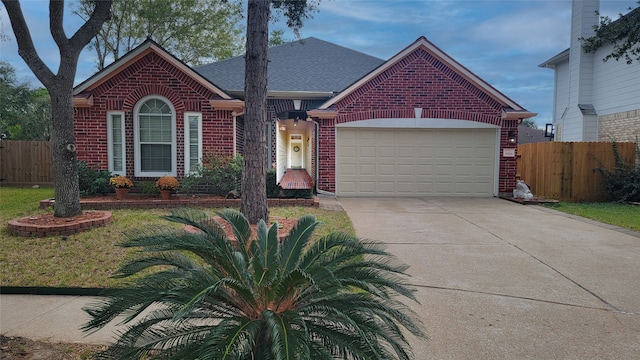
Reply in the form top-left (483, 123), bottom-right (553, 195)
top-left (314, 46), bottom-right (519, 194)
top-left (599, 109), bottom-right (640, 164)
top-left (74, 51), bottom-right (235, 181)
top-left (75, 39), bottom-right (526, 196)
top-left (598, 109), bottom-right (640, 143)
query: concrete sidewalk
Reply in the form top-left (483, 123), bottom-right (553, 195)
top-left (1, 197), bottom-right (639, 359)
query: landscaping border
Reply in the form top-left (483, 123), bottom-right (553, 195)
top-left (39, 196), bottom-right (319, 210)
top-left (7, 211), bottom-right (113, 237)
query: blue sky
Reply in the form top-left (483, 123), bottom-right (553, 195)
top-left (1, 0), bottom-right (638, 128)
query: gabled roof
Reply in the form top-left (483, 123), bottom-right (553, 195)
top-left (73, 39), bottom-right (232, 100)
top-left (318, 36), bottom-right (534, 118)
top-left (195, 37), bottom-right (385, 98)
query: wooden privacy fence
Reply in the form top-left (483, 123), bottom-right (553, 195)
top-left (0, 140), bottom-right (53, 185)
top-left (517, 142), bottom-right (636, 202)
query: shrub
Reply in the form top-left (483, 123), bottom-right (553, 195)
top-left (596, 141), bottom-right (640, 202)
top-left (266, 168), bottom-right (280, 197)
top-left (77, 161), bottom-right (112, 196)
top-left (138, 181), bottom-right (160, 196)
top-left (181, 153), bottom-right (243, 195)
top-left (83, 209), bottom-right (424, 359)
top-left (266, 169), bottom-right (313, 199)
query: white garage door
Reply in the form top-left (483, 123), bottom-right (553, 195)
top-left (336, 128), bottom-right (497, 197)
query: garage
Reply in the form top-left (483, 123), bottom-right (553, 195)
top-left (336, 119), bottom-right (499, 197)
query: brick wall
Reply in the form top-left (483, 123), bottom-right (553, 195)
top-left (315, 46), bottom-right (519, 194)
top-left (74, 51), bottom-right (235, 181)
top-left (599, 109), bottom-right (640, 164)
top-left (599, 109), bottom-right (640, 142)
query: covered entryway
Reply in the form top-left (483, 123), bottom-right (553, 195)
top-left (275, 117), bottom-right (315, 190)
top-left (335, 119), bottom-right (499, 197)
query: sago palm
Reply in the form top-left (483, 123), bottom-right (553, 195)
top-left (83, 208), bottom-right (424, 359)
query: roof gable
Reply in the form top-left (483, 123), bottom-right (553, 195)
top-left (195, 37), bottom-right (385, 96)
top-left (320, 36), bottom-right (530, 115)
top-left (73, 39), bottom-right (232, 100)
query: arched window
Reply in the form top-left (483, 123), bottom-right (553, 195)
top-left (134, 96), bottom-right (176, 177)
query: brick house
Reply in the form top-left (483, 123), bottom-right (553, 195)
top-left (73, 36), bottom-right (534, 197)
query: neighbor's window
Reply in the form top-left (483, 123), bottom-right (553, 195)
top-left (107, 111), bottom-right (125, 175)
top-left (134, 96), bottom-right (176, 177)
top-left (184, 112), bottom-right (202, 174)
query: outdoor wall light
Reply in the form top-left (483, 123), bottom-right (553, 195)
top-left (508, 130), bottom-right (516, 144)
top-left (279, 125), bottom-right (286, 131)
top-left (294, 117), bottom-right (299, 126)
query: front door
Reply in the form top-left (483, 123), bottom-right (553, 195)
top-left (289, 134), bottom-right (303, 169)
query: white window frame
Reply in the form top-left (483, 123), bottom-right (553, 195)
top-left (133, 95), bottom-right (177, 177)
top-left (107, 111), bottom-right (126, 175)
top-left (184, 112), bottom-right (202, 174)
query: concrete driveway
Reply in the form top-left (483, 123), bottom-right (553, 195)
top-left (338, 197), bottom-right (640, 359)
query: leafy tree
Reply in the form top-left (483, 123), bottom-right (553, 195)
top-left (0, 76), bottom-right (52, 140)
top-left (83, 209), bottom-right (424, 359)
top-left (241, 0), bottom-right (319, 224)
top-left (269, 29), bottom-right (289, 46)
top-left (582, 2), bottom-right (640, 64)
top-left (73, 0), bottom-right (244, 70)
top-left (520, 118), bottom-right (537, 129)
top-left (2, 0), bottom-right (113, 217)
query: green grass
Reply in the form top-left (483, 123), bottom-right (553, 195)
top-left (546, 202), bottom-right (640, 232)
top-left (0, 187), bottom-right (354, 288)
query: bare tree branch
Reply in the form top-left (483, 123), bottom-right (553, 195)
top-left (49, 0), bottom-right (68, 50)
top-left (1, 0), bottom-right (55, 86)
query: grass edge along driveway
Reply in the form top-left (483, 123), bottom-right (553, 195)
top-left (544, 201), bottom-right (640, 233)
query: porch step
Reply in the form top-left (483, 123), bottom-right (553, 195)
top-left (279, 169), bottom-right (313, 190)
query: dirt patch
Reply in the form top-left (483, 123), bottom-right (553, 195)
top-left (15, 211), bottom-right (108, 226)
top-left (186, 216), bottom-right (299, 241)
top-left (0, 335), bottom-right (104, 359)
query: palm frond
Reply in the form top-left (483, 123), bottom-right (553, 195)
top-left (280, 214), bottom-right (320, 274)
top-left (84, 210), bottom-right (425, 359)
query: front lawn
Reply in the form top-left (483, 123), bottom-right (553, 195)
top-left (547, 202), bottom-right (640, 232)
top-left (0, 187), bottom-right (354, 288)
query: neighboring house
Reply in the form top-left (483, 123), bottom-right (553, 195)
top-left (73, 36), bottom-right (534, 197)
top-left (518, 125), bottom-right (548, 144)
top-left (539, 0), bottom-right (640, 143)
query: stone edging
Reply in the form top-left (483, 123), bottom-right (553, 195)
top-left (7, 211), bottom-right (113, 237)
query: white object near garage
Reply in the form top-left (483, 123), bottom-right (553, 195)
top-left (335, 118), bottom-right (500, 197)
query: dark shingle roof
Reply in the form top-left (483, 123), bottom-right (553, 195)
top-left (518, 125), bottom-right (548, 144)
top-left (195, 37), bottom-right (385, 94)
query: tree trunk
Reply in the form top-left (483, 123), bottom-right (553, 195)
top-left (50, 80), bottom-right (82, 217)
top-left (2, 0), bottom-right (112, 218)
top-left (241, 0), bottom-right (270, 224)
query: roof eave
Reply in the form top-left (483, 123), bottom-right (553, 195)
top-left (502, 110), bottom-right (537, 120)
top-left (539, 48), bottom-right (570, 69)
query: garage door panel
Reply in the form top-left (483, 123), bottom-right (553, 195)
top-left (359, 164), bottom-right (375, 175)
top-left (337, 128), bottom-right (496, 197)
top-left (379, 164), bottom-right (395, 175)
